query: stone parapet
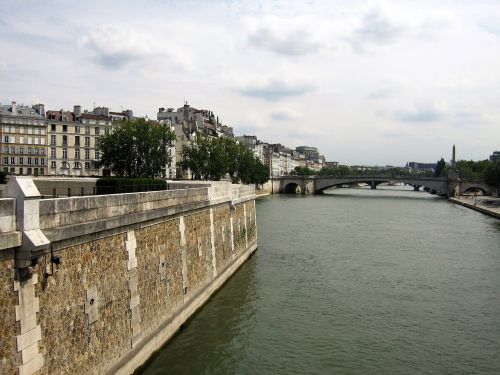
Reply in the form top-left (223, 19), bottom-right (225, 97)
top-left (0, 177), bottom-right (258, 375)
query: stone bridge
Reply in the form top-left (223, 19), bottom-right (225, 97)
top-left (270, 176), bottom-right (493, 197)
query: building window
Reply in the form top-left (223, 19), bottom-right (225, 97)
top-left (51, 161), bottom-right (56, 168)
top-left (20, 127), bottom-right (24, 134)
top-left (19, 167), bottom-right (23, 175)
top-left (85, 162), bottom-right (90, 169)
top-left (40, 148), bottom-right (45, 155)
top-left (10, 157), bottom-right (15, 165)
top-left (86, 126), bottom-right (90, 135)
top-left (51, 124), bottom-right (56, 132)
top-left (95, 127), bottom-right (100, 135)
top-left (62, 135), bottom-right (67, 146)
top-left (105, 127), bottom-right (110, 135)
top-left (85, 149), bottom-right (90, 160)
top-left (50, 135), bottom-right (56, 145)
top-left (28, 147), bottom-right (32, 155)
top-left (62, 125), bottom-right (67, 132)
top-left (62, 148), bottom-right (68, 159)
top-left (85, 137), bottom-right (90, 147)
top-left (41, 158), bottom-right (45, 165)
top-left (74, 161), bottom-right (81, 169)
top-left (74, 136), bottom-right (80, 146)
top-left (40, 168), bottom-right (44, 175)
top-left (19, 157), bottom-right (24, 165)
top-left (95, 150), bottom-right (100, 160)
top-left (4, 136), bottom-right (9, 143)
top-left (75, 148), bottom-right (80, 160)
top-left (34, 158), bottom-right (39, 165)
top-left (35, 148), bottom-right (39, 155)
top-left (10, 146), bottom-right (15, 153)
top-left (4, 157), bottom-right (8, 165)
top-left (27, 157), bottom-right (32, 165)
top-left (74, 126), bottom-right (80, 133)
top-left (10, 167), bottom-right (15, 174)
top-left (51, 148), bottom-right (56, 158)
top-left (27, 168), bottom-right (32, 175)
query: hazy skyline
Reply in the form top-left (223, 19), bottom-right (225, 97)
top-left (1, 0), bottom-right (499, 165)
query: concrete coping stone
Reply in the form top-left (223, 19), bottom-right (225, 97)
top-left (39, 188), bottom-right (210, 215)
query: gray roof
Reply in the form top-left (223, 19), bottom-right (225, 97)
top-left (0, 103), bottom-right (45, 119)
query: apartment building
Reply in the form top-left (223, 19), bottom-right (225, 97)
top-left (47, 106), bottom-right (112, 176)
top-left (0, 101), bottom-right (48, 175)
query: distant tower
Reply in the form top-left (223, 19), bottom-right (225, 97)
top-left (451, 145), bottom-right (456, 167)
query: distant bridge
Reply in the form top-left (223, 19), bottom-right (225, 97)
top-left (270, 176), bottom-right (492, 197)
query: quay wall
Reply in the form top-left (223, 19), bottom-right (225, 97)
top-left (0, 177), bottom-right (257, 375)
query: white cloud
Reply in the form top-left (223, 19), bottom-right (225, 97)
top-left (78, 24), bottom-right (193, 72)
top-left (394, 104), bottom-right (445, 123)
top-left (235, 78), bottom-right (315, 101)
top-left (247, 16), bottom-right (322, 56)
top-left (0, 60), bottom-right (6, 77)
top-left (349, 5), bottom-right (405, 52)
top-left (271, 108), bottom-right (300, 121)
top-left (1, 0), bottom-right (500, 164)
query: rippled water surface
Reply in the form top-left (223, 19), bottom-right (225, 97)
top-left (141, 187), bottom-right (500, 375)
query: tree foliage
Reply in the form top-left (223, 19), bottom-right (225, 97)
top-left (434, 158), bottom-right (448, 177)
top-left (179, 135), bottom-right (269, 185)
top-left (456, 159), bottom-right (490, 179)
top-left (483, 161), bottom-right (500, 194)
top-left (100, 119), bottom-right (175, 178)
top-left (292, 166), bottom-right (316, 176)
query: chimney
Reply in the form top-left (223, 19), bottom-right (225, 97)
top-left (11, 101), bottom-right (17, 115)
top-left (159, 107), bottom-right (165, 113)
top-left (32, 104), bottom-right (45, 116)
top-left (74, 105), bottom-right (81, 117)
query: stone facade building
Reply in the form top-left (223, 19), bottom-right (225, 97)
top-left (0, 101), bottom-right (48, 176)
top-left (47, 106), bottom-right (112, 176)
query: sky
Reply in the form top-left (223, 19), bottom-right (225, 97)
top-left (1, 0), bottom-right (499, 165)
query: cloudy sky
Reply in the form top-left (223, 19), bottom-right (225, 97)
top-left (1, 0), bottom-right (499, 165)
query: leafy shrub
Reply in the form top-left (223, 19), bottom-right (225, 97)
top-left (95, 177), bottom-right (167, 195)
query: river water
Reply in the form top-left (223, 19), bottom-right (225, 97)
top-left (141, 186), bottom-right (500, 375)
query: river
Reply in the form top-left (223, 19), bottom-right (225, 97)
top-left (140, 186), bottom-right (500, 375)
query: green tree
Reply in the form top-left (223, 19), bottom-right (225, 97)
top-left (333, 165), bottom-right (351, 176)
top-left (293, 166), bottom-right (316, 176)
top-left (483, 161), bottom-right (500, 196)
top-left (179, 136), bottom-right (269, 185)
top-left (433, 158), bottom-right (447, 177)
top-left (317, 167), bottom-right (335, 176)
top-left (253, 159), bottom-right (270, 186)
top-left (456, 159), bottom-right (490, 179)
top-left (100, 119), bottom-right (175, 178)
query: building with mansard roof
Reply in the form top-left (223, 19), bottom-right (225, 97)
top-left (0, 101), bottom-right (48, 176)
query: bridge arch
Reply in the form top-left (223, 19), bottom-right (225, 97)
top-left (462, 186), bottom-right (487, 195)
top-left (283, 182), bottom-right (301, 194)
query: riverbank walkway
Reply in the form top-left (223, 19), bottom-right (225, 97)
top-left (450, 195), bottom-right (500, 219)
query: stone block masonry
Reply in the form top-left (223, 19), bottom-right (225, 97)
top-left (0, 177), bottom-right (257, 375)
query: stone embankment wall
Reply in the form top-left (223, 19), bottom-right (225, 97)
top-left (0, 177), bottom-right (257, 375)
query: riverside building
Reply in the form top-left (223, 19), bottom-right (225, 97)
top-left (46, 106), bottom-right (112, 176)
top-left (0, 101), bottom-right (47, 175)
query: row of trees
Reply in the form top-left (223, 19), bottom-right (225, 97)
top-left (179, 135), bottom-right (269, 185)
top-left (433, 157), bottom-right (500, 193)
top-left (99, 119), bottom-right (269, 185)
